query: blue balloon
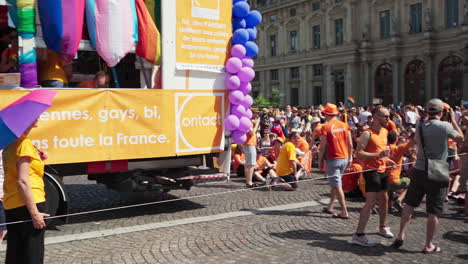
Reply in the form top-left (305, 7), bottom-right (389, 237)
top-left (233, 2), bottom-right (250, 18)
top-left (245, 10), bottom-right (262, 28)
top-left (246, 28), bottom-right (257, 41)
top-left (244, 41), bottom-right (258, 57)
top-left (232, 29), bottom-right (249, 45)
top-left (233, 0), bottom-right (246, 4)
top-left (232, 18), bottom-right (246, 30)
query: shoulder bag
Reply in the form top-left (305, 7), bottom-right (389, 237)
top-left (418, 121), bottom-right (449, 187)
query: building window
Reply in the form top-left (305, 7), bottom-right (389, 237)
top-left (312, 25), bottom-right (321, 49)
top-left (446, 0), bottom-right (459, 28)
top-left (290, 67), bottom-right (300, 79)
top-left (335, 19), bottom-right (344, 45)
top-left (333, 70), bottom-right (345, 103)
top-left (312, 2), bottom-right (320, 11)
top-left (270, 35), bottom-right (277, 56)
top-left (335, 0), bottom-right (343, 3)
top-left (270, 69), bottom-right (279, 81)
top-left (313, 64), bottom-right (322, 76)
top-left (314, 86), bottom-right (322, 106)
top-left (410, 3), bottom-right (422, 33)
top-left (290, 8), bottom-right (296, 17)
top-left (379, 10), bottom-right (390, 39)
top-left (290, 31), bottom-right (297, 53)
top-left (270, 15), bottom-right (277, 22)
top-left (291, 88), bottom-right (299, 106)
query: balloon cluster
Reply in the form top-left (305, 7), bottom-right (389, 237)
top-left (225, 0), bottom-right (262, 145)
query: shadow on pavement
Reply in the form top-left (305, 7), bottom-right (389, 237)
top-left (442, 231), bottom-right (468, 245)
top-left (270, 229), bottom-right (388, 256)
top-left (55, 184), bottom-right (205, 226)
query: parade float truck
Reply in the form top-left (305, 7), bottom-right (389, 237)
top-left (0, 0), bottom-right (241, 221)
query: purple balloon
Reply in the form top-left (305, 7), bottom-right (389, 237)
top-left (232, 130), bottom-right (247, 145)
top-left (241, 58), bottom-right (254, 68)
top-left (244, 41), bottom-right (259, 57)
top-left (229, 90), bottom-right (244, 105)
top-left (245, 11), bottom-right (262, 28)
top-left (232, 29), bottom-right (249, 45)
top-left (225, 115), bottom-right (240, 131)
top-left (233, 2), bottom-right (250, 18)
top-left (239, 82), bottom-right (252, 95)
top-left (231, 104), bottom-right (246, 117)
top-left (225, 75), bottom-right (241, 90)
top-left (246, 28), bottom-right (257, 41)
top-left (238, 67), bottom-right (255, 82)
top-left (232, 18), bottom-right (246, 30)
top-left (242, 94), bottom-right (253, 108)
top-left (226, 57), bottom-right (243, 74)
top-left (244, 108), bottom-right (253, 119)
top-left (238, 117), bottom-right (251, 133)
top-left (231, 44), bottom-right (246, 58)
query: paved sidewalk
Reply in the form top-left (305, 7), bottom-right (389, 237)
top-left (0, 173), bottom-right (466, 263)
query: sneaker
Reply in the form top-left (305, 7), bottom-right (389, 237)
top-left (349, 234), bottom-right (379, 247)
top-left (379, 226), bottom-right (394, 238)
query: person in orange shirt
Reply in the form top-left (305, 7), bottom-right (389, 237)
top-left (37, 49), bottom-right (73, 87)
top-left (318, 103), bottom-right (353, 219)
top-left (243, 118), bottom-right (260, 188)
top-left (351, 106), bottom-right (393, 246)
top-left (387, 131), bottom-right (415, 211)
top-left (77, 71), bottom-right (109, 88)
top-left (232, 145), bottom-right (245, 178)
top-left (253, 149), bottom-right (277, 185)
top-left (385, 119), bottom-right (399, 133)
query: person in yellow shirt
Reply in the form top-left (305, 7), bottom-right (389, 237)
top-left (37, 49), bottom-right (72, 87)
top-left (2, 119), bottom-right (49, 264)
top-left (275, 132), bottom-right (302, 191)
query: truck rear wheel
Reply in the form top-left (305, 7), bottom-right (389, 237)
top-left (44, 173), bottom-right (68, 225)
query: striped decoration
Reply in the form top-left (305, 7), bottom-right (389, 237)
top-left (85, 0), bottom-right (138, 67)
top-left (17, 0), bottom-right (38, 88)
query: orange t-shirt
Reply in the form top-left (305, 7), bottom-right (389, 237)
top-left (314, 124), bottom-right (324, 137)
top-left (362, 127), bottom-right (388, 172)
top-left (385, 120), bottom-right (398, 133)
top-left (77, 80), bottom-right (96, 88)
top-left (386, 143), bottom-right (410, 184)
top-left (294, 137), bottom-right (310, 152)
top-left (233, 153), bottom-right (245, 171)
top-left (321, 119), bottom-right (351, 159)
top-left (255, 156), bottom-right (269, 173)
top-left (243, 121), bottom-right (257, 146)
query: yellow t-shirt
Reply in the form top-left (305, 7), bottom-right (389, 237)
top-left (276, 142), bottom-right (296, 177)
top-left (2, 137), bottom-right (45, 210)
top-left (38, 50), bottom-right (70, 84)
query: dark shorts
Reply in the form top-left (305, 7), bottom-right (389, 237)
top-left (280, 173), bottom-right (298, 189)
top-left (363, 170), bottom-right (388, 193)
top-left (260, 167), bottom-right (272, 178)
top-left (404, 169), bottom-right (445, 216)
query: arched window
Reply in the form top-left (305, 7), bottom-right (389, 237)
top-left (438, 55), bottom-right (463, 106)
top-left (404, 60), bottom-right (426, 105)
top-left (374, 63), bottom-right (393, 105)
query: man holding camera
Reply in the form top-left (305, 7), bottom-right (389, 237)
top-left (391, 99), bottom-right (463, 253)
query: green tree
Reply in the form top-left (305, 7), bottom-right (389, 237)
top-left (268, 88), bottom-right (282, 107)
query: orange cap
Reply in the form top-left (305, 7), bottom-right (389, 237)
top-left (321, 103), bottom-right (339, 116)
top-left (443, 103), bottom-right (451, 110)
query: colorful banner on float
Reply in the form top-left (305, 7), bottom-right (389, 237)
top-left (175, 0), bottom-right (232, 73)
top-left (0, 89), bottom-right (227, 164)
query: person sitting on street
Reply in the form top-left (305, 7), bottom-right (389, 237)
top-left (273, 132), bottom-right (302, 191)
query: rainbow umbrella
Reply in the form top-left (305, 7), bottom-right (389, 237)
top-left (0, 89), bottom-right (58, 150)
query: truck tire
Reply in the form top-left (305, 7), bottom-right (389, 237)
top-left (44, 173), bottom-right (68, 225)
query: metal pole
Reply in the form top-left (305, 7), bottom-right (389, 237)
top-left (111, 68), bottom-right (120, 88)
top-left (138, 56), bottom-right (151, 88)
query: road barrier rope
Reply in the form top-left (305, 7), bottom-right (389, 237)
top-left (0, 153), bottom-right (465, 226)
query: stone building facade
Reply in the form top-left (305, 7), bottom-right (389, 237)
top-left (251, 0), bottom-right (468, 106)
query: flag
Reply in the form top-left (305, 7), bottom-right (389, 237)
top-left (346, 96), bottom-right (356, 106)
top-left (136, 0), bottom-right (161, 65)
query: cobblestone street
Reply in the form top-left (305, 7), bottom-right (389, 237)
top-left (1, 172), bottom-right (467, 263)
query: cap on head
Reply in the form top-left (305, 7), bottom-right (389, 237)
top-left (443, 103), bottom-right (451, 110)
top-left (311, 117), bottom-right (321, 124)
top-left (426, 99), bottom-right (444, 114)
top-left (321, 103), bottom-right (339, 116)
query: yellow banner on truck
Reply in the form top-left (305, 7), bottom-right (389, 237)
top-left (0, 89), bottom-right (228, 164)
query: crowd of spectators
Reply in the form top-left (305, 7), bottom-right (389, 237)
top-left (230, 100), bottom-right (468, 248)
